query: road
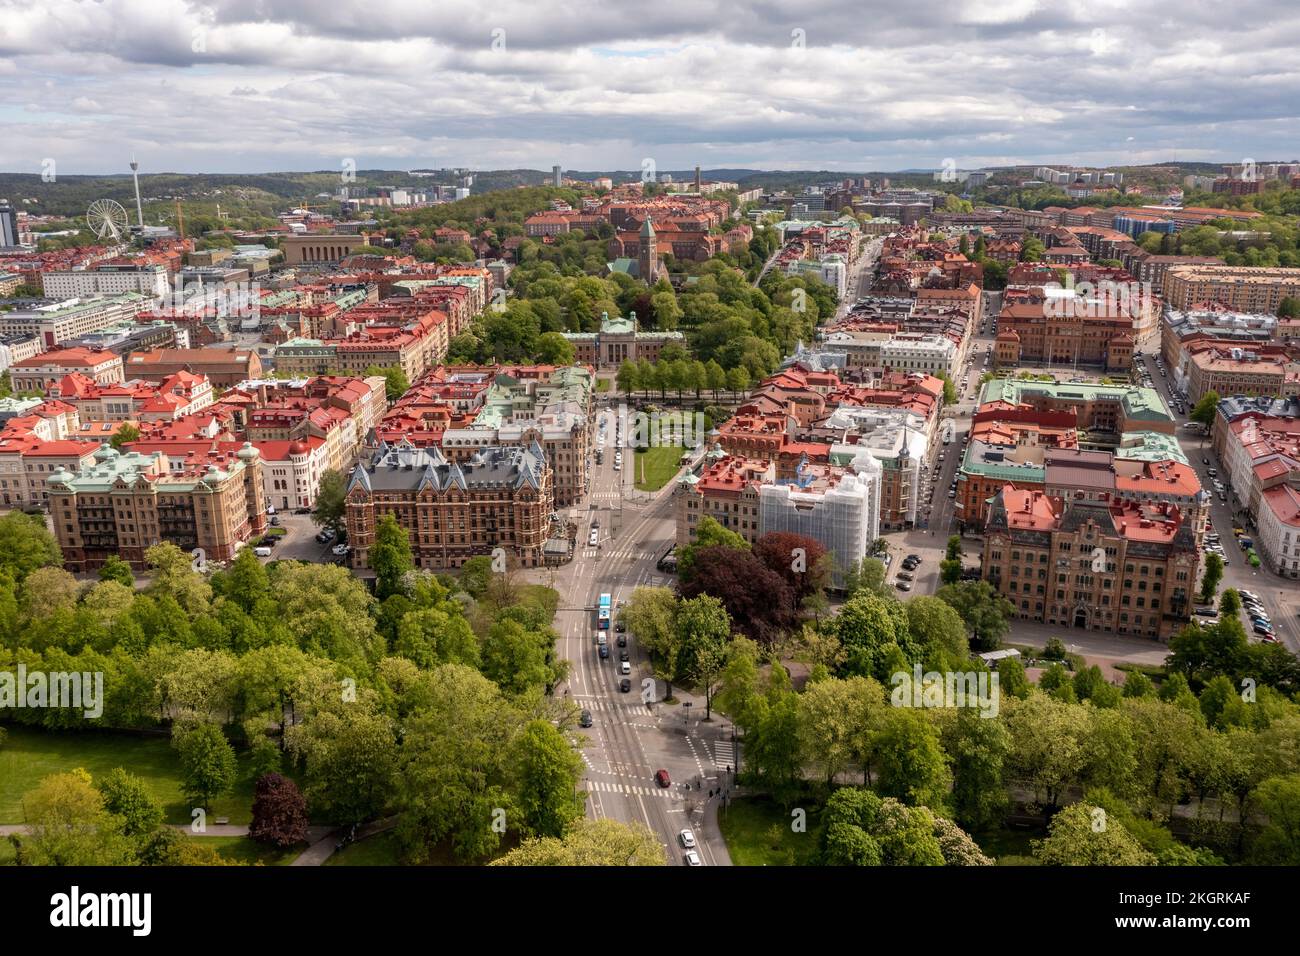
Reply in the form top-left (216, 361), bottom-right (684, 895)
top-left (530, 404), bottom-right (737, 866)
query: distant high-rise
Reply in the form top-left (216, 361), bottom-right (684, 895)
top-left (552, 165), bottom-right (563, 187)
top-left (0, 200), bottom-right (18, 247)
top-left (694, 165), bottom-right (701, 193)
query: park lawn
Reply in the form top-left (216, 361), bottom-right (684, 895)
top-left (189, 835), bottom-right (301, 866)
top-left (0, 725), bottom-right (263, 826)
top-left (595, 378), bottom-right (611, 392)
top-left (516, 584), bottom-right (560, 622)
top-left (634, 445), bottom-right (686, 492)
top-left (718, 796), bottom-right (823, 866)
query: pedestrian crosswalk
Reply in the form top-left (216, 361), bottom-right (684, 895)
top-left (575, 697), bottom-right (653, 717)
top-left (584, 779), bottom-right (674, 799)
top-left (712, 738), bottom-right (736, 771)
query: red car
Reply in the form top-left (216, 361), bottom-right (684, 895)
top-left (654, 769), bottom-right (671, 788)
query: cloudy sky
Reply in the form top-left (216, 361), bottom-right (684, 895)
top-left (1, 0), bottom-right (1297, 175)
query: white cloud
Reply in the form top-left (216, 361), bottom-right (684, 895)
top-left (0, 0), bottom-right (1296, 173)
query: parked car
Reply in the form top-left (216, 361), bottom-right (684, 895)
top-left (270, 515), bottom-right (280, 527)
top-left (331, 543), bottom-right (350, 556)
top-left (253, 546), bottom-right (272, 558)
top-left (615, 619), bottom-right (626, 633)
top-left (895, 580), bottom-right (912, 591)
top-left (1253, 622), bottom-right (1275, 636)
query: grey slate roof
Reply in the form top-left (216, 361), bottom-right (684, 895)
top-left (349, 441), bottom-right (544, 495)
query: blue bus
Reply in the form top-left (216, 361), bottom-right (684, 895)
top-left (597, 593), bottom-right (612, 629)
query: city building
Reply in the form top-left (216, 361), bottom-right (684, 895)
top-left (344, 442), bottom-right (554, 571)
top-left (10, 347), bottom-right (125, 393)
top-left (560, 311), bottom-right (685, 368)
top-left (1162, 265), bottom-right (1300, 312)
top-left (982, 485), bottom-right (1199, 640)
top-left (48, 442), bottom-right (268, 571)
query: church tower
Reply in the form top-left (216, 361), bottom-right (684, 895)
top-left (638, 217), bottom-right (657, 285)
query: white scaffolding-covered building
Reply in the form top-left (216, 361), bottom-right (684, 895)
top-left (758, 451), bottom-right (881, 589)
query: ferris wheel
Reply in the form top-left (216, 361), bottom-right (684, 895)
top-left (86, 199), bottom-right (130, 241)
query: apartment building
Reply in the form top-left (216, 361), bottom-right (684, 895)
top-left (982, 486), bottom-right (1199, 640)
top-left (125, 348), bottom-right (263, 388)
top-left (41, 264), bottom-right (170, 300)
top-left (675, 453), bottom-right (773, 549)
top-left (0, 293), bottom-right (149, 349)
top-left (1182, 342), bottom-right (1300, 403)
top-left (48, 442), bottom-right (267, 571)
top-left (1163, 265), bottom-right (1300, 312)
top-left (345, 442), bottom-right (553, 571)
top-left (10, 347), bottom-right (125, 393)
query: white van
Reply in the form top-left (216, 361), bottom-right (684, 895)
top-left (253, 546), bottom-right (272, 558)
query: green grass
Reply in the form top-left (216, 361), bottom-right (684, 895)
top-left (595, 378), bottom-right (611, 393)
top-left (516, 584), bottom-right (560, 623)
top-left (323, 830), bottom-right (404, 866)
top-left (718, 796), bottom-right (823, 866)
top-left (634, 445), bottom-right (687, 492)
top-left (188, 835), bottom-right (300, 866)
top-left (0, 725), bottom-right (264, 825)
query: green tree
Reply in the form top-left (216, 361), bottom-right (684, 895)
top-left (312, 469), bottom-right (347, 534)
top-left (365, 364), bottom-right (411, 401)
top-left (288, 706), bottom-right (398, 827)
top-left (939, 535), bottom-right (963, 585)
top-left (874, 708), bottom-right (952, 811)
top-left (1033, 802), bottom-right (1156, 865)
top-left (371, 512), bottom-right (414, 600)
top-left (937, 372), bottom-right (958, 405)
top-left (109, 421), bottom-right (141, 450)
top-left (96, 768), bottom-right (164, 839)
top-left (675, 594), bottom-right (731, 718)
top-left (97, 554), bottom-right (136, 588)
top-left (1251, 774), bottom-right (1300, 865)
top-left (935, 581), bottom-right (1014, 651)
top-left (16, 769), bottom-right (135, 866)
top-left (1199, 552), bottom-right (1224, 603)
top-left (0, 511), bottom-right (62, 582)
top-left (1190, 390), bottom-right (1221, 430)
top-left (175, 723), bottom-right (238, 810)
top-left (1277, 296), bottom-right (1300, 319)
top-left (943, 706), bottom-right (1010, 830)
top-left (510, 719), bottom-right (584, 838)
top-left (480, 617), bottom-right (556, 695)
top-left (491, 818), bottom-right (665, 866)
top-left (535, 331), bottom-right (576, 366)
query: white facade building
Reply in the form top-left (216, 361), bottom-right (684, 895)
top-left (879, 334), bottom-right (957, 378)
top-left (758, 453), bottom-right (881, 589)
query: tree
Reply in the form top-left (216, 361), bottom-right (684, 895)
top-left (616, 360), bottom-right (639, 396)
top-left (248, 772), bottom-right (310, 848)
top-left (1191, 390), bottom-right (1221, 430)
top-left (1199, 553), bottom-right (1224, 603)
top-left (480, 617), bottom-right (556, 695)
top-left (1251, 774), bottom-right (1300, 865)
top-left (904, 596), bottom-right (969, 668)
top-left (675, 594), bottom-right (731, 718)
top-left (677, 515), bottom-right (750, 579)
top-left (939, 535), bottom-right (963, 585)
top-left (620, 586), bottom-right (681, 696)
top-left (288, 706), bottom-right (398, 827)
top-left (725, 365), bottom-right (750, 396)
top-left (1004, 694), bottom-right (1091, 819)
top-left (830, 590), bottom-right (913, 680)
top-left (95, 768), bottom-right (164, 840)
top-left (312, 469), bottom-right (347, 534)
top-left (491, 818), bottom-right (664, 866)
top-left (1033, 802), bottom-right (1156, 865)
top-left (365, 364), bottom-right (410, 401)
top-left (110, 421), bottom-right (140, 450)
top-left (874, 708), bottom-right (952, 811)
top-left (935, 581), bottom-right (1014, 651)
top-left (798, 676), bottom-right (887, 787)
top-left (371, 513), bottom-right (414, 600)
top-left (942, 706), bottom-right (1010, 830)
top-left (753, 531), bottom-right (831, 609)
top-left (510, 719), bottom-right (584, 838)
top-left (677, 545), bottom-right (794, 645)
top-left (535, 331), bottom-right (576, 366)
top-left (97, 554), bottom-right (136, 588)
top-left (1278, 296), bottom-right (1300, 319)
top-left (176, 723), bottom-right (237, 810)
top-left (16, 769), bottom-right (135, 866)
top-left (937, 372), bottom-right (958, 406)
top-left (0, 511), bottom-right (62, 582)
